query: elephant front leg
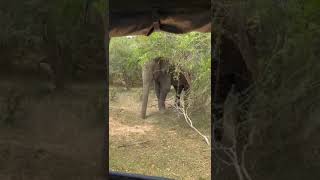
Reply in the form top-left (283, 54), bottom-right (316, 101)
top-left (141, 64), bottom-right (154, 119)
top-left (158, 87), bottom-right (169, 112)
top-left (159, 89), bottom-right (170, 112)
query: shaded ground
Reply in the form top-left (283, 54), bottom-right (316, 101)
top-left (0, 78), bottom-right (106, 180)
top-left (109, 86), bottom-right (211, 180)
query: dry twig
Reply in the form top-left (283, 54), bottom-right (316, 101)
top-left (173, 97), bottom-right (210, 146)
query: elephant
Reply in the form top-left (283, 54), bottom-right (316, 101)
top-left (213, 35), bottom-right (253, 142)
top-left (140, 57), bottom-right (191, 119)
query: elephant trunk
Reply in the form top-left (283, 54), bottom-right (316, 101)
top-left (141, 64), bottom-right (153, 119)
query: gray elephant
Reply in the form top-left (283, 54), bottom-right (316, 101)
top-left (140, 57), bottom-right (191, 119)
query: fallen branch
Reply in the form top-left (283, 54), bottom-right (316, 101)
top-left (213, 122), bottom-right (254, 180)
top-left (173, 99), bottom-right (210, 146)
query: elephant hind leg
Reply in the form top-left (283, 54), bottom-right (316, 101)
top-left (154, 80), bottom-right (160, 99)
top-left (154, 81), bottom-right (163, 111)
top-left (175, 95), bottom-right (181, 107)
top-left (175, 86), bottom-right (183, 107)
top-left (159, 87), bottom-right (170, 111)
top-left (158, 76), bottom-right (171, 112)
top-left (159, 90), bottom-right (170, 112)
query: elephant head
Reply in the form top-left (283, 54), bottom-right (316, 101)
top-left (141, 57), bottom-right (171, 119)
top-left (141, 57), bottom-right (193, 119)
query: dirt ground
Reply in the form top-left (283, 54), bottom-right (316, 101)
top-left (0, 78), bottom-right (106, 180)
top-left (109, 86), bottom-right (211, 180)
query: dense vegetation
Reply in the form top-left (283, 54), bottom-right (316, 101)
top-left (0, 0), bottom-right (106, 89)
top-left (212, 0), bottom-right (320, 179)
top-left (110, 32), bottom-right (211, 113)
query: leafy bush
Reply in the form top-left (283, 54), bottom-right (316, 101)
top-left (109, 32), bottom-right (211, 113)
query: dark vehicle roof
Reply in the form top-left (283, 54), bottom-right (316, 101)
top-left (109, 0), bottom-right (211, 37)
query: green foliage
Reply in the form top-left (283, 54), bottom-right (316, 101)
top-left (213, 1), bottom-right (320, 179)
top-left (246, 0), bottom-right (320, 129)
top-left (109, 32), bottom-right (211, 112)
top-left (109, 37), bottom-right (142, 87)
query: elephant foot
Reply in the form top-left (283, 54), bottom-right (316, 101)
top-left (159, 108), bottom-right (167, 114)
top-left (158, 105), bottom-right (166, 112)
top-left (141, 114), bottom-right (147, 119)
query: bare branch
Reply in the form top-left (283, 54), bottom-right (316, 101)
top-left (173, 96), bottom-right (210, 146)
